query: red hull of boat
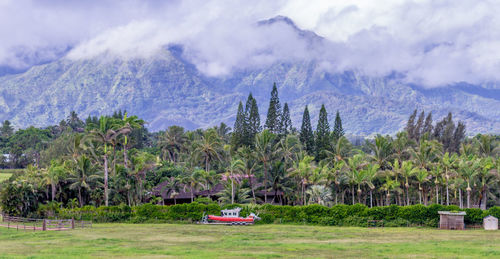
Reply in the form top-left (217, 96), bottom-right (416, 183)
top-left (207, 215), bottom-right (255, 222)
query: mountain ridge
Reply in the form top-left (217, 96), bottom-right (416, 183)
top-left (0, 16), bottom-right (498, 135)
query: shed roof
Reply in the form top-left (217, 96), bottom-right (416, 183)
top-left (438, 211), bottom-right (466, 216)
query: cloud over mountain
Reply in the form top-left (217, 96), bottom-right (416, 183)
top-left (2, 0), bottom-right (500, 87)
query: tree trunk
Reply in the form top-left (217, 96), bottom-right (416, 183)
top-left (370, 190), bottom-right (373, 208)
top-left (51, 183), bottom-right (56, 201)
top-left (78, 187), bottom-right (83, 207)
top-left (249, 176), bottom-right (256, 203)
top-left (423, 188), bottom-right (427, 206)
top-left (123, 143), bottom-right (128, 168)
top-left (127, 189), bottom-right (131, 206)
top-left (459, 188), bottom-right (463, 208)
top-left (264, 162), bottom-right (268, 203)
top-left (112, 146), bottom-right (117, 176)
top-left (351, 185), bottom-right (355, 205)
top-left (446, 181), bottom-right (449, 206)
top-left (467, 189), bottom-right (471, 208)
top-left (406, 186), bottom-right (410, 206)
top-left (357, 185), bottom-right (361, 204)
top-left (436, 185), bottom-right (439, 205)
top-left (231, 178), bottom-right (234, 204)
top-left (205, 157), bottom-right (209, 172)
top-left (479, 188), bottom-right (487, 210)
top-left (104, 154), bottom-right (109, 206)
top-left (302, 183), bottom-right (306, 205)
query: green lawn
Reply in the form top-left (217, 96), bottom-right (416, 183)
top-left (0, 224), bottom-right (499, 258)
top-left (0, 173), bottom-right (12, 182)
top-left (0, 169), bottom-right (22, 183)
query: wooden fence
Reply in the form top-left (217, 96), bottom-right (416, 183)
top-left (0, 214), bottom-right (91, 231)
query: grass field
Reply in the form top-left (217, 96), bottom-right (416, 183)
top-left (0, 173), bottom-right (12, 182)
top-left (1, 224), bottom-right (500, 258)
top-left (0, 169), bottom-right (22, 183)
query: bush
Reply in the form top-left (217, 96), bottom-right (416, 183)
top-left (464, 208), bottom-right (485, 224)
top-left (384, 218), bottom-right (409, 227)
top-left (54, 204), bottom-right (500, 228)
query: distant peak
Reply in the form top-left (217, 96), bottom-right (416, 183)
top-left (258, 15), bottom-right (299, 30)
top-left (258, 15), bottom-right (324, 44)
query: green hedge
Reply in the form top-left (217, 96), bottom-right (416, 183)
top-left (56, 203), bottom-right (500, 227)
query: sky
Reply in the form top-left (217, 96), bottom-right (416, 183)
top-left (1, 0), bottom-right (500, 86)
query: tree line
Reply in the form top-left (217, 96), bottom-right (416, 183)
top-left (0, 83), bottom-right (499, 217)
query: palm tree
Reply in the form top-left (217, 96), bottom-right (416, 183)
top-left (441, 152), bottom-right (458, 205)
top-left (66, 133), bottom-right (85, 162)
top-left (352, 166), bottom-right (367, 204)
top-left (181, 170), bottom-right (203, 202)
top-left (255, 130), bottom-right (276, 203)
top-left (306, 185), bottom-right (332, 206)
top-left (88, 116), bottom-right (131, 206)
top-left (238, 146), bottom-right (260, 203)
top-left (324, 136), bottom-right (351, 163)
top-left (193, 129), bottom-right (222, 172)
top-left (399, 160), bottom-right (418, 206)
top-left (432, 164), bottom-right (445, 205)
top-left (380, 176), bottom-right (399, 206)
top-left (346, 153), bottom-right (365, 204)
top-left (276, 134), bottom-right (301, 168)
top-left (225, 159), bottom-right (244, 204)
top-left (269, 161), bottom-right (291, 205)
top-left (392, 131), bottom-right (414, 162)
top-left (362, 163), bottom-right (380, 207)
top-left (130, 152), bottom-right (156, 203)
top-left (42, 160), bottom-right (65, 201)
top-left (458, 156), bottom-right (480, 208)
top-left (324, 160), bottom-right (345, 205)
top-left (477, 157), bottom-right (498, 210)
top-left (67, 155), bottom-right (101, 207)
top-left (414, 169), bottom-right (429, 205)
top-left (116, 112), bottom-right (145, 168)
top-left (218, 182), bottom-right (252, 204)
top-left (288, 155), bottom-right (315, 205)
top-left (477, 134), bottom-right (496, 158)
top-left (158, 126), bottom-right (186, 164)
top-left (411, 139), bottom-right (442, 170)
top-left (367, 135), bottom-right (393, 169)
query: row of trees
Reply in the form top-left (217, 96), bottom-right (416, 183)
top-left (0, 83), bottom-right (499, 217)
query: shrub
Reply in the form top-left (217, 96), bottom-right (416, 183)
top-left (54, 203), bottom-right (500, 227)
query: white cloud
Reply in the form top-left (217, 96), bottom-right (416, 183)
top-left (2, 0), bottom-right (500, 86)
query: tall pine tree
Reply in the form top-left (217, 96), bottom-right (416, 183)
top-left (414, 111), bottom-right (425, 141)
top-left (332, 110), bottom-right (344, 141)
top-left (315, 104), bottom-right (330, 159)
top-left (299, 105), bottom-right (315, 155)
top-left (231, 101), bottom-right (246, 149)
top-left (280, 103), bottom-right (292, 136)
top-left (422, 112), bottom-right (433, 138)
top-left (264, 83), bottom-right (282, 134)
top-left (244, 93), bottom-right (261, 146)
top-left (405, 109), bottom-right (417, 139)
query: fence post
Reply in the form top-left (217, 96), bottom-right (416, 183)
top-left (42, 219), bottom-right (46, 231)
top-left (71, 218), bottom-right (75, 229)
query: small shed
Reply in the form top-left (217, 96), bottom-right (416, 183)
top-left (484, 215), bottom-right (498, 230)
top-left (438, 211), bottom-right (466, 230)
